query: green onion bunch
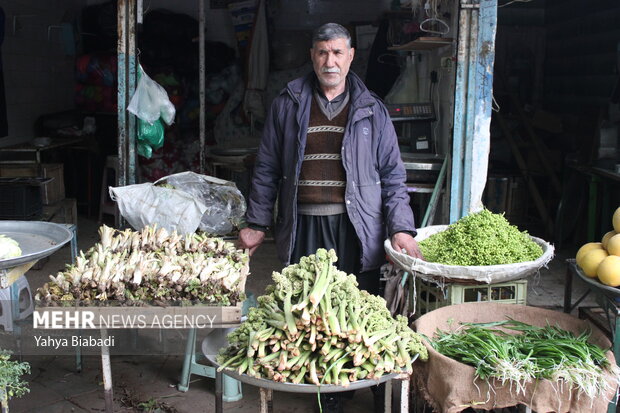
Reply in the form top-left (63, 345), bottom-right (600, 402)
top-left (432, 319), bottom-right (619, 399)
top-left (419, 209), bottom-right (543, 266)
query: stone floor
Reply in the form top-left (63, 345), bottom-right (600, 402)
top-left (3, 216), bottom-right (600, 413)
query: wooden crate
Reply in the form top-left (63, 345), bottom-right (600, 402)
top-left (42, 198), bottom-right (77, 226)
top-left (0, 163), bottom-right (65, 205)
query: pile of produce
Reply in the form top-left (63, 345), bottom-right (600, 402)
top-left (217, 249), bottom-right (427, 386)
top-left (0, 350), bottom-right (29, 401)
top-left (0, 235), bottom-right (21, 260)
top-left (576, 206), bottom-right (620, 286)
top-left (432, 319), bottom-right (619, 399)
top-left (419, 209), bottom-right (543, 266)
top-left (35, 225), bottom-right (248, 306)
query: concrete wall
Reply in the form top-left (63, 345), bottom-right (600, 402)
top-left (1, 0), bottom-right (82, 147)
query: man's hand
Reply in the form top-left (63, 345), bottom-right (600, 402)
top-left (238, 227), bottom-right (266, 256)
top-left (391, 232), bottom-right (423, 259)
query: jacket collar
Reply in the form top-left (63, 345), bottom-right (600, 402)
top-left (285, 71), bottom-right (376, 111)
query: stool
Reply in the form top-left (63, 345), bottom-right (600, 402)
top-left (0, 286), bottom-right (13, 332)
top-left (11, 275), bottom-right (33, 321)
top-left (99, 156), bottom-right (120, 227)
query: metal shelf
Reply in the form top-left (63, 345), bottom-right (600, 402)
top-left (388, 37), bottom-right (453, 51)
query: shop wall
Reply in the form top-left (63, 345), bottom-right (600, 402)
top-left (270, 0), bottom-right (391, 30)
top-left (544, 0), bottom-right (620, 113)
top-left (0, 0), bottom-right (82, 147)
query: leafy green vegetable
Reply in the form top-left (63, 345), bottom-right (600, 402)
top-left (0, 351), bottom-right (30, 400)
top-left (432, 319), bottom-right (619, 399)
top-left (419, 209), bottom-right (543, 266)
top-left (0, 235), bottom-right (21, 260)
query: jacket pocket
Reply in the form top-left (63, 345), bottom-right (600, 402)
top-left (355, 180), bottom-right (382, 219)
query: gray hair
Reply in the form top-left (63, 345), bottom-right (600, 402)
top-left (312, 23), bottom-right (352, 48)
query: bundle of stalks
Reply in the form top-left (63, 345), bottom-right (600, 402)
top-left (217, 249), bottom-right (427, 386)
top-left (36, 225), bottom-right (248, 306)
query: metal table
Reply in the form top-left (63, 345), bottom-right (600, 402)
top-left (203, 329), bottom-right (414, 413)
top-left (0, 137), bottom-right (83, 164)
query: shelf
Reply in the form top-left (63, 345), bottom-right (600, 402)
top-left (388, 37), bottom-right (453, 51)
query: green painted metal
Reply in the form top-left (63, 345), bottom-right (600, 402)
top-left (127, 1), bottom-right (137, 185)
top-left (117, 0), bottom-right (138, 189)
top-left (117, 0), bottom-right (127, 189)
top-left (177, 328), bottom-right (243, 402)
top-left (588, 175), bottom-right (599, 241)
top-left (422, 155), bottom-right (449, 227)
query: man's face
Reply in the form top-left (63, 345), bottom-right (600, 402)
top-left (310, 38), bottom-right (355, 90)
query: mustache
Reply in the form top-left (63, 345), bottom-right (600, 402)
top-left (321, 67), bottom-right (340, 73)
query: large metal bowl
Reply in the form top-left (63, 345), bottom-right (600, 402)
top-left (0, 221), bottom-right (73, 270)
top-left (570, 259), bottom-right (620, 300)
top-left (202, 328), bottom-right (412, 393)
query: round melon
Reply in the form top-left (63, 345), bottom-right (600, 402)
top-left (602, 231), bottom-right (617, 249)
top-left (614, 207), bottom-right (620, 233)
top-left (576, 242), bottom-right (604, 267)
top-left (607, 234), bottom-right (620, 256)
top-left (597, 255), bottom-right (620, 287)
top-left (579, 249), bottom-right (609, 278)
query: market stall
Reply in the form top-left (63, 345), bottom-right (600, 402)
top-left (32, 223), bottom-right (250, 413)
top-left (381, 209), bottom-right (620, 412)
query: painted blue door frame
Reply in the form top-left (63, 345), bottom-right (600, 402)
top-left (450, 0), bottom-right (498, 223)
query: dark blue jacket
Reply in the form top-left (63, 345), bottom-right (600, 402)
top-left (246, 71), bottom-right (416, 271)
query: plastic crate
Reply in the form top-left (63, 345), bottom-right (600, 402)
top-left (415, 278), bottom-right (528, 315)
top-left (0, 183), bottom-right (43, 220)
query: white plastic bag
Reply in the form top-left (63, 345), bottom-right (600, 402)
top-left (110, 183), bottom-right (206, 234)
top-left (385, 55), bottom-right (420, 104)
top-left (156, 172), bottom-right (246, 235)
top-left (127, 66), bottom-right (176, 125)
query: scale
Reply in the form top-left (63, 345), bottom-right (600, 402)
top-left (386, 102), bottom-right (435, 121)
top-left (387, 102), bottom-right (436, 153)
top-left (0, 221), bottom-right (73, 332)
top-left (0, 221), bottom-right (73, 278)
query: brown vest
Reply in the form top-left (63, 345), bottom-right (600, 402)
top-left (297, 97), bottom-right (349, 204)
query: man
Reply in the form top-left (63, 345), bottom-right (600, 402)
top-left (238, 23), bottom-right (421, 411)
top-left (240, 21), bottom-right (421, 278)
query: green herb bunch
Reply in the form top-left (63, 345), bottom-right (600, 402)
top-left (433, 319), bottom-right (618, 399)
top-left (419, 209), bottom-right (543, 266)
top-left (0, 351), bottom-right (30, 400)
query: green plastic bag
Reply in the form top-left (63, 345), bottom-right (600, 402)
top-left (137, 118), bottom-right (164, 159)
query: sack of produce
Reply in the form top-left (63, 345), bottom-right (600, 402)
top-left (414, 303), bottom-right (619, 413)
top-left (384, 209), bottom-right (554, 284)
top-left (217, 249), bottom-right (427, 385)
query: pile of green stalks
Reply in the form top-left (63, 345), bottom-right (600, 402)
top-left (432, 319), bottom-right (620, 399)
top-left (217, 249), bottom-right (428, 386)
top-left (35, 225), bottom-right (248, 306)
top-left (419, 209), bottom-right (543, 266)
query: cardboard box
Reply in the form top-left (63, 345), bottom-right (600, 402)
top-left (0, 163), bottom-right (65, 205)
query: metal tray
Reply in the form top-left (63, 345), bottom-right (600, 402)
top-left (0, 221), bottom-right (73, 269)
top-left (571, 259), bottom-right (620, 299)
top-left (202, 328), bottom-right (411, 393)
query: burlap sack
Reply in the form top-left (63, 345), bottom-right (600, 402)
top-left (413, 303), bottom-right (618, 413)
